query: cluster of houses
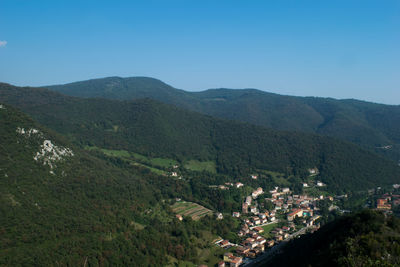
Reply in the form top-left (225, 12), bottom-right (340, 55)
top-left (267, 188), bottom-right (328, 226)
top-left (376, 193), bottom-right (400, 211)
top-left (234, 186), bottom-right (329, 226)
top-left (216, 185), bottom-right (329, 264)
top-left (236, 224), bottom-right (271, 258)
top-left (210, 182), bottom-right (245, 191)
top-left (218, 253), bottom-right (243, 267)
top-left (239, 187), bottom-right (264, 217)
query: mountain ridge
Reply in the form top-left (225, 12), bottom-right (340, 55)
top-left (44, 77), bottom-right (400, 162)
top-left (1, 83), bottom-right (400, 193)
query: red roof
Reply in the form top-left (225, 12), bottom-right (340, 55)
top-left (288, 209), bottom-right (302, 216)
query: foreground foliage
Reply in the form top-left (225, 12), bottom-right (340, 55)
top-left (266, 210), bottom-right (400, 267)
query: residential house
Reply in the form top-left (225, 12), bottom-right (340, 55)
top-left (287, 209), bottom-right (303, 221)
top-left (242, 203), bottom-right (248, 214)
top-left (246, 196), bottom-right (252, 205)
top-left (253, 226), bottom-right (264, 233)
top-left (250, 206), bottom-right (258, 214)
top-left (236, 246), bottom-right (250, 256)
top-left (232, 212), bottom-right (241, 218)
top-left (223, 252), bottom-right (234, 262)
top-left (377, 198), bottom-right (391, 210)
top-left (252, 187), bottom-right (264, 198)
top-left (283, 233), bottom-right (289, 239)
top-left (282, 188), bottom-right (290, 193)
top-left (220, 240), bottom-right (230, 248)
top-left (235, 182), bottom-right (244, 188)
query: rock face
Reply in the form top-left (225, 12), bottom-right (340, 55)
top-left (33, 140), bottom-right (74, 169)
top-left (16, 127), bottom-right (74, 169)
top-left (16, 127), bottom-right (40, 137)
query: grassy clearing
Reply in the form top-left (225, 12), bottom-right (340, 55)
top-left (87, 146), bottom-right (217, 175)
top-left (273, 176), bottom-right (291, 186)
top-left (257, 169), bottom-right (290, 186)
top-left (130, 162), bottom-right (166, 175)
top-left (194, 230), bottom-right (227, 266)
top-left (143, 203), bottom-right (172, 223)
top-left (85, 146), bottom-right (167, 175)
top-left (166, 230), bottom-right (223, 267)
top-left (101, 149), bottom-right (131, 158)
top-left (130, 221), bottom-right (145, 230)
top-left (130, 152), bottom-right (148, 161)
top-left (261, 222), bottom-right (278, 238)
top-left (303, 187), bottom-right (329, 197)
top-left (131, 152), bottom-right (178, 168)
top-left (150, 157), bottom-right (178, 168)
top-left (184, 160), bottom-right (216, 173)
top-left (171, 201), bottom-right (212, 220)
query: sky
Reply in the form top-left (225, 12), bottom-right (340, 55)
top-left (0, 0), bottom-right (399, 104)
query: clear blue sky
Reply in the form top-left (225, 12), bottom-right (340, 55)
top-left (0, 0), bottom-right (399, 104)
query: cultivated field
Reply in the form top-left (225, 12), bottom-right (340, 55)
top-left (171, 201), bottom-right (213, 220)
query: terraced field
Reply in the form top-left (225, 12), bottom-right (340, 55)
top-left (171, 201), bottom-right (213, 220)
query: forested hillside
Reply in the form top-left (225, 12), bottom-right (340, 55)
top-left (1, 83), bottom-right (400, 193)
top-left (46, 76), bottom-right (400, 161)
top-left (265, 210), bottom-right (400, 267)
top-left (0, 104), bottom-right (243, 266)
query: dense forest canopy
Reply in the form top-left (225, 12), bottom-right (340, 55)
top-left (47, 76), bottom-right (400, 162)
top-left (0, 104), bottom-right (244, 266)
top-left (1, 83), bottom-right (400, 193)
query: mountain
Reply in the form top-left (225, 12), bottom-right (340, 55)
top-left (47, 76), bottom-right (197, 105)
top-left (46, 77), bottom-right (400, 161)
top-left (0, 103), bottom-right (247, 266)
top-left (1, 83), bottom-right (400, 193)
top-left (265, 209), bottom-right (400, 267)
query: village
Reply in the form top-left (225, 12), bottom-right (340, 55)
top-left (209, 182), bottom-right (400, 267)
top-left (212, 174), bottom-right (330, 267)
top-left (373, 184), bottom-right (400, 213)
top-left (169, 162), bottom-right (400, 267)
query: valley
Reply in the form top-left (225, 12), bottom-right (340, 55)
top-left (1, 83), bottom-right (400, 266)
top-left (2, 2), bottom-right (399, 266)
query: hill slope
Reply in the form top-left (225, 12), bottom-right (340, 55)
top-left (46, 77), bottom-right (400, 161)
top-left (1, 83), bottom-right (400, 193)
top-left (1, 104), bottom-right (249, 266)
top-left (0, 104), bottom-right (161, 265)
top-left (265, 210), bottom-right (400, 267)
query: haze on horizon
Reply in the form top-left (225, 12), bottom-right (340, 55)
top-left (0, 0), bottom-right (399, 105)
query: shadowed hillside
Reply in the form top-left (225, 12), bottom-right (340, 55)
top-left (265, 210), bottom-right (400, 267)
